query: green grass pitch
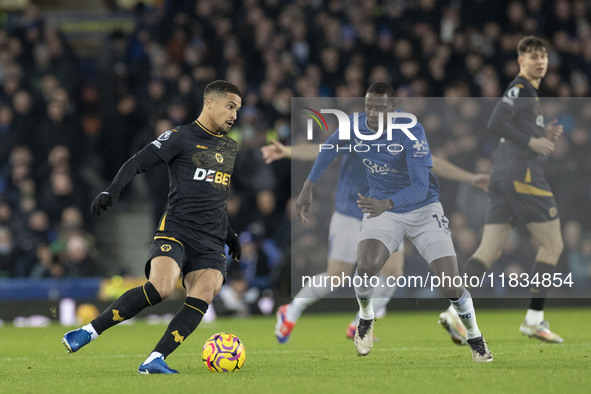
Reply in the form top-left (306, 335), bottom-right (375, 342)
top-left (1, 307), bottom-right (589, 394)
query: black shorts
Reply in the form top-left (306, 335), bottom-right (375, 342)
top-left (145, 235), bottom-right (228, 282)
top-left (485, 178), bottom-right (559, 225)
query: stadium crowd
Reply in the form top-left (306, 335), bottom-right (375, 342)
top-left (0, 1), bottom-right (590, 305)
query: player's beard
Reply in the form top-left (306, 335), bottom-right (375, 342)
top-left (367, 119), bottom-right (379, 131)
top-left (214, 122), bottom-right (230, 135)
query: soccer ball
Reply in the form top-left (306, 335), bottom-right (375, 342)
top-left (202, 332), bottom-right (245, 372)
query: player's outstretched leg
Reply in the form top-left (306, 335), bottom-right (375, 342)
top-left (275, 304), bottom-right (296, 344)
top-left (347, 274), bottom-right (394, 339)
top-left (354, 318), bottom-right (374, 356)
top-left (438, 305), bottom-right (467, 345)
top-left (353, 239), bottom-right (390, 356)
top-left (62, 282), bottom-right (162, 353)
top-left (519, 319), bottom-right (563, 343)
top-left (437, 256), bottom-right (487, 345)
top-left (353, 271), bottom-right (375, 356)
top-left (138, 297), bottom-right (208, 374)
top-left (466, 336), bottom-right (493, 363)
top-left (275, 272), bottom-right (332, 344)
top-left (520, 221), bottom-right (564, 343)
top-left (138, 354), bottom-right (179, 374)
top-left (519, 262), bottom-right (563, 343)
top-left (449, 288), bottom-right (492, 362)
top-left (62, 324), bottom-right (97, 353)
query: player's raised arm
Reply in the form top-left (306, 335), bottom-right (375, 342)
top-left (91, 143), bottom-right (164, 215)
top-left (261, 140), bottom-right (292, 163)
top-left (432, 156), bottom-right (490, 192)
top-left (295, 131), bottom-right (343, 222)
top-left (295, 179), bottom-right (314, 223)
top-left (261, 140), bottom-right (321, 163)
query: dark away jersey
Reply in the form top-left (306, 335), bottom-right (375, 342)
top-left (489, 75), bottom-right (546, 181)
top-left (149, 120), bottom-right (238, 251)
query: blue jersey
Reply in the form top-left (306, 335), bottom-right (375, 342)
top-left (308, 111), bottom-right (439, 214)
top-left (335, 153), bottom-right (368, 220)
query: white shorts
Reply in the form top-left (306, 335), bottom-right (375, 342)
top-left (328, 211), bottom-right (405, 264)
top-left (358, 202), bottom-right (456, 264)
top-left (328, 211), bottom-right (361, 264)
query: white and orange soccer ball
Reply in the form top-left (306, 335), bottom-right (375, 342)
top-left (202, 332), bottom-right (245, 372)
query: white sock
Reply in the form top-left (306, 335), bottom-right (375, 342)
top-left (450, 289), bottom-right (481, 340)
top-left (287, 273), bottom-right (331, 322)
top-left (352, 274), bottom-right (396, 325)
top-left (372, 274), bottom-right (396, 316)
top-left (82, 323), bottom-right (99, 341)
top-left (144, 351), bottom-right (163, 364)
top-left (446, 304), bottom-right (458, 316)
top-left (354, 271), bottom-right (375, 320)
top-left (525, 309), bottom-right (544, 325)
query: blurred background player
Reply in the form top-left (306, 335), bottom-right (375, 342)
top-left (62, 81), bottom-right (243, 374)
top-left (266, 141), bottom-right (404, 343)
top-left (294, 82), bottom-right (492, 362)
top-left (264, 140), bottom-right (489, 345)
top-left (439, 36), bottom-right (565, 344)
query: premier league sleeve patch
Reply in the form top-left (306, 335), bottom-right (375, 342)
top-left (158, 130), bottom-right (173, 141)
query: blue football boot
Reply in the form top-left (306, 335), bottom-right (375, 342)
top-left (138, 356), bottom-right (179, 374)
top-left (62, 328), bottom-right (92, 353)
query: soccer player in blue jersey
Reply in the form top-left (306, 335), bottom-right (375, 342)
top-left (267, 143), bottom-right (403, 342)
top-left (264, 141), bottom-right (488, 345)
top-left (296, 82), bottom-right (492, 362)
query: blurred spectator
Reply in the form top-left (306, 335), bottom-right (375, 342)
top-left (139, 78), bottom-right (168, 121)
top-left (132, 117), bottom-right (172, 227)
top-left (35, 97), bottom-right (86, 168)
top-left (99, 94), bottom-right (144, 181)
top-left (569, 235), bottom-right (591, 280)
top-left (0, 1), bottom-right (588, 294)
top-left (28, 243), bottom-right (53, 278)
top-left (215, 231), bottom-right (277, 316)
top-left (11, 209), bottom-right (51, 277)
top-left (249, 189), bottom-right (284, 241)
top-left (563, 220), bottom-right (591, 280)
top-left (215, 259), bottom-right (259, 317)
top-left (10, 90), bottom-right (38, 147)
top-left (236, 231), bottom-right (273, 291)
top-left (63, 233), bottom-right (99, 277)
top-left (39, 171), bottom-right (85, 226)
top-left (96, 31), bottom-right (129, 116)
top-left (0, 226), bottom-right (24, 277)
top-left (0, 106), bottom-right (16, 165)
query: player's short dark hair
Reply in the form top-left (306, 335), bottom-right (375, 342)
top-left (517, 36), bottom-right (548, 56)
top-left (204, 80), bottom-right (241, 99)
top-left (366, 82), bottom-right (396, 97)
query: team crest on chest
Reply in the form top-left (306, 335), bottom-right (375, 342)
top-left (215, 153), bottom-right (224, 163)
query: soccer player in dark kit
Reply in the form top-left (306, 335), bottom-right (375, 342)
top-left (62, 80), bottom-right (243, 374)
top-left (439, 36), bottom-right (565, 344)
